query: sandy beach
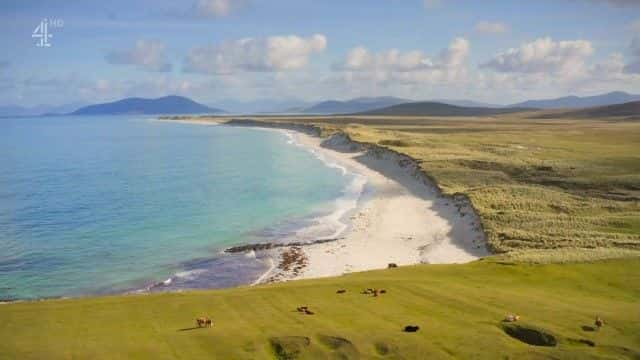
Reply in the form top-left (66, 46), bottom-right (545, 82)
top-left (248, 126), bottom-right (489, 283)
top-left (160, 117), bottom-right (488, 284)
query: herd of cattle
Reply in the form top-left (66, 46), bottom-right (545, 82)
top-left (194, 287), bottom-right (607, 334)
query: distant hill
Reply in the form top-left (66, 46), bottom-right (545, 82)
top-left (0, 102), bottom-right (87, 117)
top-left (302, 97), bottom-right (410, 114)
top-left (355, 101), bottom-right (533, 116)
top-left (509, 91), bottom-right (640, 109)
top-left (212, 98), bottom-right (312, 114)
top-left (433, 99), bottom-right (502, 108)
top-left (535, 100), bottom-right (640, 119)
top-left (72, 96), bottom-right (223, 115)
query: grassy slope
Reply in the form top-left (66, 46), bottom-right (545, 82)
top-left (321, 116), bottom-right (640, 254)
top-left (1, 259), bottom-right (639, 359)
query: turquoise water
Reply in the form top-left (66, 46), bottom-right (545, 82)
top-left (0, 116), bottom-right (356, 300)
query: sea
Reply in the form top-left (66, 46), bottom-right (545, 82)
top-left (0, 115), bottom-right (366, 300)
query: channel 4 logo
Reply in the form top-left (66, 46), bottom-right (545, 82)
top-left (32, 18), bottom-right (64, 47)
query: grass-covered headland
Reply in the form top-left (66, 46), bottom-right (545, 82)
top-left (1, 114), bottom-right (639, 359)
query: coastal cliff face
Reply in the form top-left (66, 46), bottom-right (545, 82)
top-left (226, 118), bottom-right (490, 254)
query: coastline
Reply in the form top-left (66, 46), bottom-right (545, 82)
top-left (1, 117), bottom-right (489, 303)
top-left (165, 117), bottom-right (489, 284)
top-left (254, 127), bottom-right (488, 283)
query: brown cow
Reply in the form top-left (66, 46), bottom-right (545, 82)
top-left (504, 314), bottom-right (520, 322)
top-left (196, 317), bottom-right (207, 328)
top-left (595, 316), bottom-right (604, 330)
top-left (196, 317), bottom-right (213, 328)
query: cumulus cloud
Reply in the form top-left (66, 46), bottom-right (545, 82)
top-left (106, 40), bottom-right (172, 72)
top-left (475, 21), bottom-right (508, 34)
top-left (330, 37), bottom-right (470, 90)
top-left (192, 0), bottom-right (248, 18)
top-left (334, 37), bottom-right (469, 72)
top-left (183, 34), bottom-right (327, 74)
top-left (481, 37), bottom-right (594, 74)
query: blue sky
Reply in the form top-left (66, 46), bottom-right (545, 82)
top-left (1, 0), bottom-right (639, 107)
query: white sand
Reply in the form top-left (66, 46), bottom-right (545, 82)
top-left (262, 130), bottom-right (488, 282)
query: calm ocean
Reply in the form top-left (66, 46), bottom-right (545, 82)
top-left (0, 116), bottom-right (362, 300)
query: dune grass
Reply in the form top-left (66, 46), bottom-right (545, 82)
top-left (1, 258), bottom-right (639, 359)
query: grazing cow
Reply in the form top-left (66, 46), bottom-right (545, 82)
top-left (504, 314), bottom-right (520, 322)
top-left (205, 318), bottom-right (213, 327)
top-left (388, 263), bottom-right (398, 268)
top-left (297, 306), bottom-right (308, 313)
top-left (304, 309), bottom-right (315, 315)
top-left (196, 317), bottom-right (207, 328)
top-left (403, 325), bottom-right (420, 332)
top-left (380, 289), bottom-right (387, 294)
top-left (595, 316), bottom-right (604, 330)
top-left (373, 289), bottom-right (379, 297)
top-left (336, 289), bottom-right (346, 294)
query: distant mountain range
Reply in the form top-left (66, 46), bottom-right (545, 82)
top-left (432, 99), bottom-right (502, 108)
top-left (211, 98), bottom-right (312, 114)
top-left (535, 100), bottom-right (640, 119)
top-left (301, 97), bottom-right (410, 114)
top-left (72, 96), bottom-right (223, 115)
top-left (509, 91), bottom-right (640, 109)
top-left (355, 101), bottom-right (533, 117)
top-left (2, 91), bottom-right (639, 117)
top-left (0, 102), bottom-right (87, 117)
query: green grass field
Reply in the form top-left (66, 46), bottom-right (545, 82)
top-left (1, 259), bottom-right (639, 359)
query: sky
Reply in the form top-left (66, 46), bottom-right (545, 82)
top-left (1, 0), bottom-right (639, 107)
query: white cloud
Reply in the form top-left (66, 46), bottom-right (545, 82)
top-left (475, 21), bottom-right (508, 34)
top-left (184, 34), bottom-right (327, 74)
top-left (592, 53), bottom-right (626, 78)
top-left (440, 37), bottom-right (470, 68)
top-left (331, 37), bottom-right (470, 92)
top-left (481, 37), bottom-right (594, 74)
top-left (106, 40), bottom-right (172, 72)
top-left (193, 0), bottom-right (247, 18)
top-left (334, 37), bottom-right (469, 72)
